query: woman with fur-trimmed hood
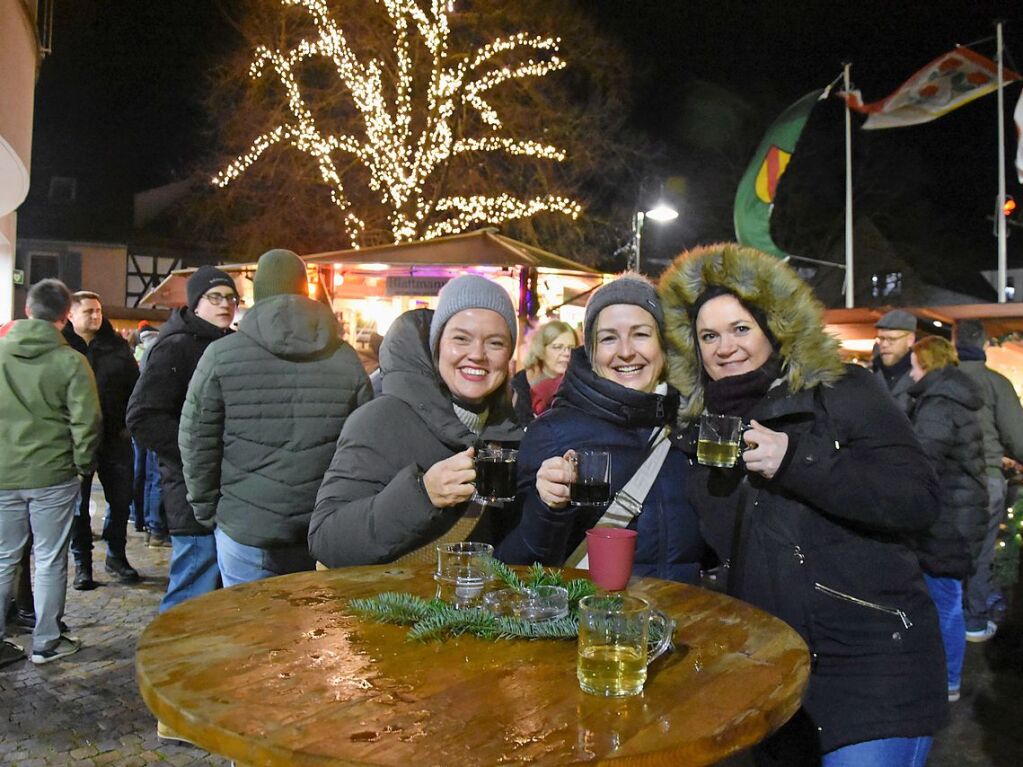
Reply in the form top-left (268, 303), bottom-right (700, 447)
top-left (659, 243), bottom-right (946, 766)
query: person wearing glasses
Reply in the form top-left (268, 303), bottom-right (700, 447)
top-left (180, 250), bottom-right (372, 586)
top-left (509, 320), bottom-right (577, 425)
top-left (873, 310), bottom-right (918, 413)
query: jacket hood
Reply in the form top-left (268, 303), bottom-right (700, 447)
top-left (558, 347), bottom-right (679, 428)
top-left (380, 308), bottom-right (520, 447)
top-left (4, 319), bottom-right (68, 359)
top-left (239, 294), bottom-right (340, 360)
top-left (658, 243), bottom-right (846, 421)
top-left (909, 366), bottom-right (983, 411)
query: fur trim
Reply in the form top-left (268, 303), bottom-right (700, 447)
top-left (658, 243), bottom-right (846, 421)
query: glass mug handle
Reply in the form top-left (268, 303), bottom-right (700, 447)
top-left (739, 421), bottom-right (758, 454)
top-left (646, 609), bottom-right (675, 665)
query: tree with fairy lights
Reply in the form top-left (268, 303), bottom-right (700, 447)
top-left (196, 0), bottom-right (644, 255)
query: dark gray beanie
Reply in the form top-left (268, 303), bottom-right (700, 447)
top-left (584, 273), bottom-right (665, 352)
top-left (187, 266), bottom-right (236, 311)
top-left (429, 275), bottom-right (518, 353)
top-left (875, 309), bottom-right (917, 332)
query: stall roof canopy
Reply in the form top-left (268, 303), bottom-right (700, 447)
top-left (139, 229), bottom-right (600, 307)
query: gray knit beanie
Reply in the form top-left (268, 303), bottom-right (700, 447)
top-left (584, 273), bottom-right (665, 353)
top-left (253, 249), bottom-right (307, 302)
top-left (429, 275), bottom-right (518, 353)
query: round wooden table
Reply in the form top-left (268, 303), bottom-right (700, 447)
top-left (136, 565), bottom-right (809, 766)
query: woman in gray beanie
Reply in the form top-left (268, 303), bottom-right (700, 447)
top-left (496, 274), bottom-right (704, 584)
top-left (309, 275), bottom-right (523, 566)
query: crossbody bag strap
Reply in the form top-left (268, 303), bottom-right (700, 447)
top-left (565, 427), bottom-right (671, 570)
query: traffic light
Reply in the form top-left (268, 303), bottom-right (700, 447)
top-left (1004, 195), bottom-right (1017, 217)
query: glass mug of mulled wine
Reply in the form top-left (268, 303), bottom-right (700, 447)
top-left (570, 449), bottom-right (611, 506)
top-left (576, 594), bottom-right (673, 697)
top-left (696, 414), bottom-right (750, 468)
top-left (473, 447), bottom-right (517, 503)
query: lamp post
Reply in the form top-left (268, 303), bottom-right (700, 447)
top-left (631, 199), bottom-right (678, 274)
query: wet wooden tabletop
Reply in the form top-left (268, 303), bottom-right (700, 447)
top-left (136, 565), bottom-right (809, 766)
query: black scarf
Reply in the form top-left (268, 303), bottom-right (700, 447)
top-left (956, 344), bottom-right (987, 362)
top-left (704, 355), bottom-right (784, 417)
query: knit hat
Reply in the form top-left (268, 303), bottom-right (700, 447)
top-left (875, 309), bottom-right (917, 332)
top-left (187, 266), bottom-right (236, 311)
top-left (253, 249), bottom-right (308, 302)
top-left (429, 275), bottom-right (518, 353)
top-left (583, 273), bottom-right (665, 352)
top-left (137, 322), bottom-right (158, 340)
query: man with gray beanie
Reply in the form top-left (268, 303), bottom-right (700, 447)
top-left (872, 309), bottom-right (918, 413)
top-left (955, 319), bottom-right (1023, 641)
top-left (180, 249), bottom-right (372, 586)
top-left (309, 274), bottom-right (522, 567)
top-left (127, 266), bottom-right (238, 618)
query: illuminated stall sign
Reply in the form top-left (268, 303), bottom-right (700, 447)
top-left (385, 276), bottom-right (450, 297)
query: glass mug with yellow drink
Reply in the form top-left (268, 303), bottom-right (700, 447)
top-left (576, 594), bottom-right (673, 697)
top-left (696, 413), bottom-right (751, 468)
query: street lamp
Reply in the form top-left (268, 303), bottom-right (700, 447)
top-left (632, 199), bottom-right (678, 274)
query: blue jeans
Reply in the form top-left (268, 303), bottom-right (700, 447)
top-left (823, 736), bottom-right (932, 767)
top-left (924, 573), bottom-right (964, 692)
top-left (160, 534), bottom-right (220, 613)
top-left (0, 479), bottom-right (80, 652)
top-left (131, 441), bottom-right (165, 535)
top-left (214, 528), bottom-right (314, 587)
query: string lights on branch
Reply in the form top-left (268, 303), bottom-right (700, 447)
top-left (211, 0), bottom-right (581, 247)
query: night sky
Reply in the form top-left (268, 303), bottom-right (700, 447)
top-left (24, 0), bottom-right (1023, 285)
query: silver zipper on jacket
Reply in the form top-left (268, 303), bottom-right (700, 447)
top-left (813, 583), bottom-right (913, 629)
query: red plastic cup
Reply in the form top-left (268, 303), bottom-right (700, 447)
top-left (586, 528), bottom-right (637, 591)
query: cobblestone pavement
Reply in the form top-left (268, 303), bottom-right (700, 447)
top-left (2, 488), bottom-right (1021, 766)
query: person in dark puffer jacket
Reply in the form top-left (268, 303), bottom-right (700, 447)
top-left (180, 249), bottom-right (372, 586)
top-left (907, 336), bottom-right (988, 703)
top-left (497, 275), bottom-right (704, 583)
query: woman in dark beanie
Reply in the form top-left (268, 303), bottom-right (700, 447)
top-left (497, 274), bottom-right (704, 584)
top-left (659, 244), bottom-right (945, 767)
top-left (309, 275), bottom-right (522, 566)
top-left (907, 336), bottom-right (988, 703)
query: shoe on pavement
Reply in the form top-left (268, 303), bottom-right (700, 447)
top-left (0, 639), bottom-right (26, 668)
top-left (157, 720), bottom-right (198, 746)
top-left (948, 687), bottom-right (961, 702)
top-left (73, 567), bottom-right (96, 591)
top-left (104, 556), bottom-right (140, 583)
top-left (965, 621), bottom-right (998, 643)
top-left (30, 635), bottom-right (81, 665)
top-left (146, 532), bottom-right (171, 549)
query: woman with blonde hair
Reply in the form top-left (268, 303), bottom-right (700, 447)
top-left (907, 335), bottom-right (988, 704)
top-left (509, 320), bottom-right (577, 424)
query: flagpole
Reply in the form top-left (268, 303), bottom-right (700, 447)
top-left (998, 21), bottom-right (1008, 303)
top-left (843, 63), bottom-right (854, 308)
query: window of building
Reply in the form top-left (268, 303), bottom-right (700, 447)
top-left (29, 253), bottom-right (60, 283)
top-left (871, 271), bottom-right (902, 298)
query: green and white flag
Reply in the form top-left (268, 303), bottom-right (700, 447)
top-left (734, 90), bottom-right (823, 259)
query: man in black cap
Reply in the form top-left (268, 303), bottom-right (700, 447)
top-left (127, 266), bottom-right (238, 617)
top-left (872, 309), bottom-right (917, 413)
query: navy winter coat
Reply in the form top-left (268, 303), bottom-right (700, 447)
top-left (497, 347), bottom-right (704, 583)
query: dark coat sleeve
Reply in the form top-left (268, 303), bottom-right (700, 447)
top-left (308, 402), bottom-right (463, 567)
top-left (773, 367), bottom-right (941, 534)
top-left (991, 370), bottom-right (1023, 463)
top-left (496, 415), bottom-right (580, 565)
top-left (126, 336), bottom-right (190, 462)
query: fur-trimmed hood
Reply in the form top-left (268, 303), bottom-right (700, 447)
top-left (658, 243), bottom-right (846, 421)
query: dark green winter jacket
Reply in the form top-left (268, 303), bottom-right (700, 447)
top-left (179, 294), bottom-right (372, 548)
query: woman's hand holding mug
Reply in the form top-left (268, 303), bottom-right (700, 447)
top-left (741, 420), bottom-right (789, 480)
top-left (536, 450), bottom-right (577, 509)
top-left (423, 447), bottom-right (477, 507)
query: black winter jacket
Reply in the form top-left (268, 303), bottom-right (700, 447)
top-left (64, 319), bottom-right (138, 446)
top-left (126, 308), bottom-right (231, 536)
top-left (908, 367), bottom-right (988, 578)
top-left (309, 309), bottom-right (522, 567)
top-left (179, 294), bottom-right (373, 549)
top-left (660, 244), bottom-right (946, 756)
top-left (498, 347), bottom-right (704, 583)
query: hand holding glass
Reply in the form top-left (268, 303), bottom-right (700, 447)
top-left (570, 449), bottom-right (611, 506)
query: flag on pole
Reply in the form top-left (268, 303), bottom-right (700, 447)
top-left (1015, 88), bottom-right (1023, 184)
top-left (734, 90), bottom-right (823, 259)
top-left (843, 47), bottom-right (1021, 130)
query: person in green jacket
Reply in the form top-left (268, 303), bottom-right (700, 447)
top-left (179, 249), bottom-right (372, 586)
top-left (0, 279), bottom-right (101, 667)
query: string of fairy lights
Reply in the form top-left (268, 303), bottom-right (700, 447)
top-left (211, 0), bottom-right (581, 247)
